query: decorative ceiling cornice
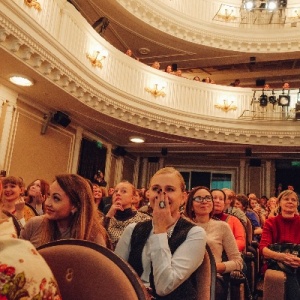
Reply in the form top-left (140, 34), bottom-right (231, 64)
top-left (116, 0), bottom-right (300, 53)
top-left (1, 1), bottom-right (300, 147)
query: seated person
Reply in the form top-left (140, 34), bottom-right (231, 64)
top-left (259, 189), bottom-right (300, 300)
top-left (212, 189), bottom-right (246, 252)
top-left (185, 186), bottom-right (243, 300)
top-left (20, 174), bottom-right (109, 248)
top-left (115, 167), bottom-right (207, 300)
top-left (2, 176), bottom-right (36, 227)
top-left (235, 194), bottom-right (262, 242)
top-left (25, 178), bottom-right (49, 215)
top-left (222, 188), bottom-right (247, 226)
top-left (104, 180), bottom-right (151, 249)
top-left (0, 179), bottom-right (61, 300)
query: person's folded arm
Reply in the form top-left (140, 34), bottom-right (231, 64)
top-left (150, 226), bottom-right (206, 296)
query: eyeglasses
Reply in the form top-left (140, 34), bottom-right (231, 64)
top-left (193, 195), bottom-right (212, 203)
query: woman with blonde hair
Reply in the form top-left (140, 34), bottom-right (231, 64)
top-left (20, 174), bottom-right (109, 248)
top-left (260, 189), bottom-right (300, 300)
top-left (115, 167), bottom-right (206, 299)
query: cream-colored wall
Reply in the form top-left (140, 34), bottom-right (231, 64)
top-left (6, 102), bottom-right (75, 186)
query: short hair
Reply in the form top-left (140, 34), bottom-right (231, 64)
top-left (278, 189), bottom-right (298, 204)
top-left (2, 176), bottom-right (24, 188)
top-left (236, 194), bottom-right (248, 209)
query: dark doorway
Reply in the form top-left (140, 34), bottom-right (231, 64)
top-left (77, 138), bottom-right (107, 182)
top-left (275, 160), bottom-right (300, 195)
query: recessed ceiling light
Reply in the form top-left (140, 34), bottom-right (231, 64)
top-left (9, 75), bottom-right (34, 86)
top-left (130, 136), bottom-right (145, 143)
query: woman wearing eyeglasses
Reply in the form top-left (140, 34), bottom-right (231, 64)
top-left (185, 186), bottom-right (243, 300)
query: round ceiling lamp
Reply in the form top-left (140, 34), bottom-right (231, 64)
top-left (9, 75), bottom-right (34, 86)
top-left (129, 136), bottom-right (145, 143)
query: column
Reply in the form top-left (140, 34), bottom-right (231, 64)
top-left (104, 144), bottom-right (112, 187)
top-left (0, 85), bottom-right (18, 170)
top-left (132, 156), bottom-right (140, 188)
top-left (265, 160), bottom-right (271, 198)
top-left (114, 156), bottom-right (124, 185)
top-left (70, 126), bottom-right (83, 173)
top-left (239, 159), bottom-right (246, 194)
top-left (141, 158), bottom-right (148, 188)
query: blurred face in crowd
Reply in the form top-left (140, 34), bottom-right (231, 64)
top-left (211, 190), bottom-right (225, 214)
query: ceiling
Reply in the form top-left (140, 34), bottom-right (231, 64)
top-left (1, 0), bottom-right (300, 160)
top-left (69, 0), bottom-right (300, 89)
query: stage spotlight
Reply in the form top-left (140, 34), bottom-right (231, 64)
top-left (267, 1), bottom-right (277, 10)
top-left (268, 90), bottom-right (277, 106)
top-left (244, 0), bottom-right (254, 10)
top-left (259, 91), bottom-right (268, 107)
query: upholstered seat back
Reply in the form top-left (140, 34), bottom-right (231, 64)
top-left (38, 239), bottom-right (149, 300)
top-left (263, 269), bottom-right (286, 300)
top-left (196, 245), bottom-right (216, 300)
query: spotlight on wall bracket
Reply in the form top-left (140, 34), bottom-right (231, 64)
top-left (259, 90), bottom-right (268, 107)
top-left (268, 89), bottom-right (277, 108)
top-left (278, 89), bottom-right (290, 106)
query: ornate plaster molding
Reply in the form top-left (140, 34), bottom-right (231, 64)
top-left (116, 0), bottom-right (300, 53)
top-left (1, 3), bottom-right (300, 147)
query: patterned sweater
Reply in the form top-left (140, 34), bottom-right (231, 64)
top-left (106, 208), bottom-right (151, 249)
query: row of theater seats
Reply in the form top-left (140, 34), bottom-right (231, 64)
top-left (37, 240), bottom-right (217, 300)
top-left (8, 203), bottom-right (285, 299)
top-left (37, 238), bottom-right (286, 300)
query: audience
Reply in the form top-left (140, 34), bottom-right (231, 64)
top-left (212, 189), bottom-right (246, 252)
top-left (222, 188), bottom-right (247, 226)
top-left (151, 61), bottom-right (160, 70)
top-left (92, 170), bottom-right (107, 187)
top-left (0, 180), bottom-right (62, 299)
top-left (125, 48), bottom-right (139, 60)
top-left (1, 176), bottom-right (36, 227)
top-left (93, 183), bottom-right (107, 213)
top-left (164, 65), bottom-right (174, 74)
top-left (185, 186), bottom-right (243, 300)
top-left (104, 180), bottom-right (151, 249)
top-left (235, 193), bottom-right (262, 241)
top-left (20, 174), bottom-right (109, 248)
top-left (259, 189), bottom-right (300, 300)
top-left (115, 167), bottom-right (207, 299)
top-left (25, 179), bottom-right (49, 215)
top-left (230, 79), bottom-right (240, 87)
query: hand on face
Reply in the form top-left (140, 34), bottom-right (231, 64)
top-left (106, 200), bottom-right (124, 217)
top-left (152, 189), bottom-right (180, 234)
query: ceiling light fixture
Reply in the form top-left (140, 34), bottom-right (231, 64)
top-left (129, 136), bottom-right (145, 143)
top-left (9, 75), bottom-right (34, 86)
